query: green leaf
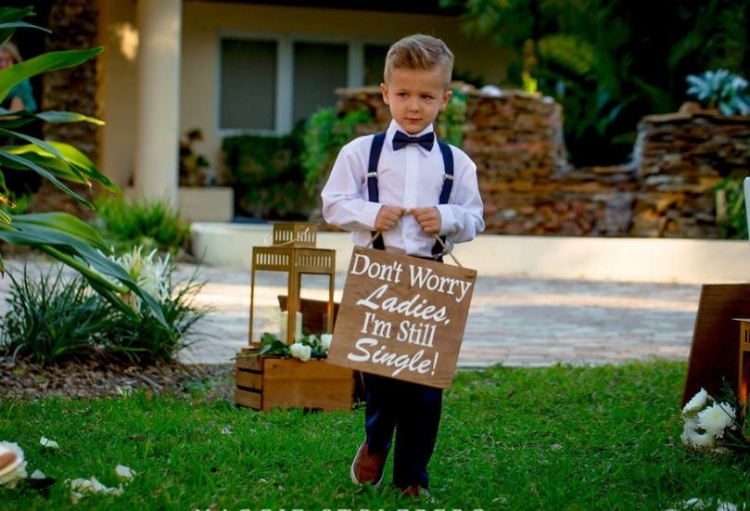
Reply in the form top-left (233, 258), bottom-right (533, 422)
top-left (46, 141), bottom-right (115, 188)
top-left (0, 216), bottom-right (168, 327)
top-left (0, 48), bottom-right (103, 101)
top-left (1, 141), bottom-right (116, 192)
top-left (0, 150), bottom-right (93, 207)
top-left (0, 7), bottom-right (36, 24)
top-left (10, 212), bottom-right (108, 249)
top-left (0, 7), bottom-right (46, 45)
top-left (36, 110), bottom-right (105, 126)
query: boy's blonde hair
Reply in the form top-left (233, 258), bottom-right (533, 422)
top-left (383, 34), bottom-right (454, 88)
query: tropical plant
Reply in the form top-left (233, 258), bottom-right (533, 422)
top-left (686, 69), bottom-right (750, 116)
top-left (0, 249), bottom-right (209, 365)
top-left (0, 6), bottom-right (165, 323)
top-left (441, 0), bottom-right (750, 166)
top-left (97, 248), bottom-right (209, 364)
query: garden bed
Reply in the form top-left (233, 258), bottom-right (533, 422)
top-left (0, 358), bottom-right (234, 401)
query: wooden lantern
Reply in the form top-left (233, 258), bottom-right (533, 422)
top-left (236, 222), bottom-right (353, 412)
top-left (248, 222), bottom-right (336, 345)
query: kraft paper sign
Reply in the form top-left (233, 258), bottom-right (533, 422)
top-left (326, 246), bottom-right (477, 389)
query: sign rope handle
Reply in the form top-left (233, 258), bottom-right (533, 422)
top-left (433, 235), bottom-right (463, 268)
top-left (366, 231), bottom-right (382, 249)
top-left (367, 232), bottom-right (463, 268)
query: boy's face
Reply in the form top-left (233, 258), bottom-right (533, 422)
top-left (381, 66), bottom-right (452, 135)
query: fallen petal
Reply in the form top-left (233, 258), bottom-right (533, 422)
top-left (68, 476), bottom-right (124, 497)
top-left (40, 437), bottom-right (60, 449)
top-left (115, 464), bottom-right (136, 480)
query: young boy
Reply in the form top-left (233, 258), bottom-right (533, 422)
top-left (321, 34), bottom-right (485, 498)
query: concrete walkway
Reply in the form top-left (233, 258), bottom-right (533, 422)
top-left (0, 240), bottom-right (710, 369)
top-left (175, 264), bottom-right (701, 368)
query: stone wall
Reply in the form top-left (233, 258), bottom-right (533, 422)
top-left (335, 86), bottom-right (750, 238)
top-left (632, 110), bottom-right (750, 238)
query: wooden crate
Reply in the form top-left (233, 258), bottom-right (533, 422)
top-left (234, 348), bottom-right (354, 412)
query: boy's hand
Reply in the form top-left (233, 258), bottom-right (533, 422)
top-left (411, 207), bottom-right (441, 235)
top-left (375, 205), bottom-right (407, 231)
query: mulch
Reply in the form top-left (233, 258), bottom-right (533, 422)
top-left (0, 358), bottom-right (235, 401)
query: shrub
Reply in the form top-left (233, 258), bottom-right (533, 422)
top-left (101, 248), bottom-right (209, 364)
top-left (301, 107), bottom-right (372, 196)
top-left (222, 131), bottom-right (311, 220)
top-left (0, 264), bottom-right (113, 365)
top-left (0, 248), bottom-right (209, 365)
top-left (91, 193), bottom-right (190, 257)
top-left (714, 176), bottom-right (748, 240)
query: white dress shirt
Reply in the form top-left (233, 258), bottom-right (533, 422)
top-left (321, 120), bottom-right (485, 257)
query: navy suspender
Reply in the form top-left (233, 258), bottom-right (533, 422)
top-left (367, 133), bottom-right (387, 250)
top-left (367, 131), bottom-right (454, 256)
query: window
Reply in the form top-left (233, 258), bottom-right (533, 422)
top-left (219, 36), bottom-right (389, 133)
top-left (220, 39), bottom-right (277, 131)
top-left (293, 42), bottom-right (348, 125)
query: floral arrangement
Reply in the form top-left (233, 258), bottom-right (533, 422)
top-left (256, 332), bottom-right (332, 362)
top-left (681, 387), bottom-right (750, 452)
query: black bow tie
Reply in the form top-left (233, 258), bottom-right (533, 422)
top-left (392, 131), bottom-right (434, 151)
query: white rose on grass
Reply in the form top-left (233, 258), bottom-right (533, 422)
top-left (682, 388), bottom-right (709, 415)
top-left (697, 402), bottom-right (736, 438)
top-left (0, 441), bottom-right (27, 488)
top-left (290, 342), bottom-right (312, 362)
top-left (320, 334), bottom-right (333, 351)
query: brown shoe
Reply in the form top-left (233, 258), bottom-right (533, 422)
top-left (350, 441), bottom-right (387, 488)
top-left (401, 485), bottom-right (431, 499)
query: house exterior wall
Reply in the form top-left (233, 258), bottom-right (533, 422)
top-left (99, 1), bottom-right (512, 188)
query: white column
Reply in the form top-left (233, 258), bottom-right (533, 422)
top-left (133, 0), bottom-right (182, 205)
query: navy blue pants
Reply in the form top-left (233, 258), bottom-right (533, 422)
top-left (363, 372), bottom-right (443, 489)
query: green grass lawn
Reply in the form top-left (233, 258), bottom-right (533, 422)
top-left (2, 359), bottom-right (749, 510)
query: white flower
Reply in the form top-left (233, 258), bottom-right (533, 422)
top-left (682, 388), bottom-right (709, 415)
top-left (681, 425), bottom-right (715, 449)
top-left (136, 250), bottom-right (171, 300)
top-left (290, 342), bottom-right (312, 362)
top-left (320, 333), bottom-right (333, 351)
top-left (103, 246), bottom-right (172, 307)
top-left (0, 442), bottom-right (27, 488)
top-left (697, 402), bottom-right (736, 438)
